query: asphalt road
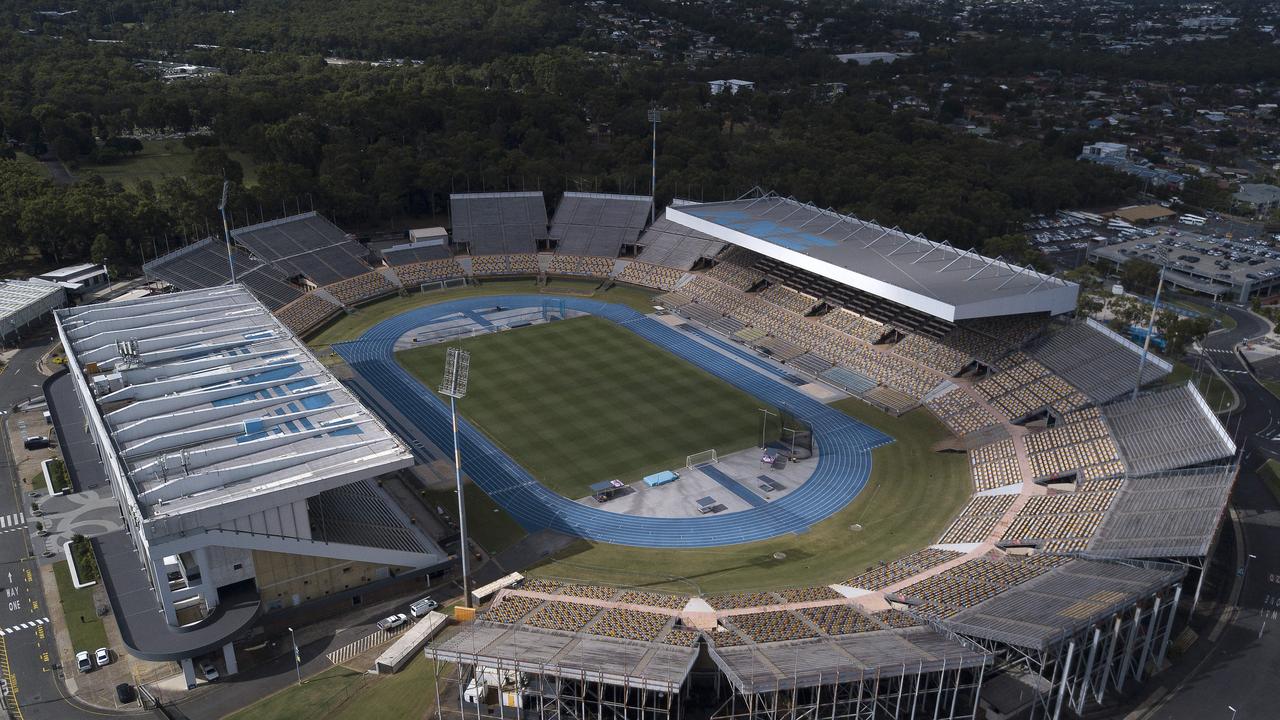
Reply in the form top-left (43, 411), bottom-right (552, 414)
top-left (1116, 303), bottom-right (1280, 719)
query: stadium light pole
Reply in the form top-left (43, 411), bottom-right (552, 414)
top-left (440, 347), bottom-right (474, 609)
top-left (287, 626), bottom-right (301, 686)
top-left (218, 180), bottom-right (237, 284)
top-left (647, 106), bottom-right (661, 224)
top-left (1131, 254), bottom-right (1167, 401)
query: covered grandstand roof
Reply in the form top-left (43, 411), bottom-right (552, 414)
top-left (667, 195), bottom-right (1079, 321)
top-left (1029, 319), bottom-right (1172, 404)
top-left (550, 192), bottom-right (652, 257)
top-left (945, 560), bottom-right (1185, 651)
top-left (708, 626), bottom-right (989, 694)
top-left (450, 192), bottom-right (549, 255)
top-left (0, 278), bottom-right (64, 326)
top-left (1088, 466), bottom-right (1237, 559)
top-left (1101, 383), bottom-right (1235, 476)
top-left (635, 214), bottom-right (726, 269)
top-left (428, 620), bottom-right (698, 692)
top-left (54, 286), bottom-right (414, 537)
top-left (143, 237), bottom-right (304, 310)
top-left (231, 212), bottom-right (371, 285)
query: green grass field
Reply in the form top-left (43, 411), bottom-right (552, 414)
top-left (52, 561), bottom-right (108, 653)
top-left (226, 653), bottom-right (437, 720)
top-left (70, 139), bottom-right (259, 188)
top-left (1163, 358), bottom-right (1234, 412)
top-left (423, 483), bottom-right (526, 553)
top-left (398, 315), bottom-right (766, 498)
top-left (307, 279), bottom-right (658, 349)
top-left (523, 399), bottom-right (970, 594)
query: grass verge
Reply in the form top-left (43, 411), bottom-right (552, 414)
top-left (225, 654), bottom-right (437, 720)
top-left (523, 400), bottom-right (969, 594)
top-left (398, 316), bottom-right (767, 498)
top-left (306, 279), bottom-right (658, 349)
top-left (70, 139), bottom-right (258, 188)
top-left (1162, 358), bottom-right (1234, 412)
top-left (423, 482), bottom-right (527, 554)
top-left (52, 561), bottom-right (108, 653)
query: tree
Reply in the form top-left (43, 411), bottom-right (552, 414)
top-left (90, 233), bottom-right (120, 267)
top-left (1121, 260), bottom-right (1161, 293)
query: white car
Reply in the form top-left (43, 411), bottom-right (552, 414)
top-left (409, 597), bottom-right (438, 618)
top-left (199, 660), bottom-right (219, 682)
top-left (95, 647), bottom-right (111, 667)
top-left (75, 651), bottom-right (92, 673)
top-left (377, 613), bottom-right (408, 631)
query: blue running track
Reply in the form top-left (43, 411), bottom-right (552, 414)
top-left (333, 296), bottom-right (892, 548)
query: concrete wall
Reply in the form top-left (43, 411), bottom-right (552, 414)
top-left (252, 550), bottom-right (399, 612)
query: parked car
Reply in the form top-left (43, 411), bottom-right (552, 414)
top-left (95, 647), bottom-right (111, 667)
top-left (115, 683), bottom-right (136, 704)
top-left (377, 613), bottom-right (408, 631)
top-left (199, 660), bottom-right (219, 682)
top-left (75, 651), bottom-right (92, 673)
top-left (22, 436), bottom-right (50, 450)
top-left (409, 597), bottom-right (438, 618)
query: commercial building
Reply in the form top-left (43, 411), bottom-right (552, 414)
top-left (1232, 183), bottom-right (1280, 218)
top-left (53, 286), bottom-right (447, 685)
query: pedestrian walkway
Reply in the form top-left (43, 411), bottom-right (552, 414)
top-left (0, 513), bottom-right (24, 529)
top-left (0, 617), bottom-right (48, 636)
top-left (325, 625), bottom-right (402, 665)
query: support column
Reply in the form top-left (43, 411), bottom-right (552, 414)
top-left (1117, 606), bottom-right (1142, 692)
top-left (1052, 640), bottom-right (1077, 720)
top-left (1075, 627), bottom-right (1103, 713)
top-left (222, 642), bottom-right (239, 676)
top-left (1156, 586), bottom-right (1183, 670)
top-left (1095, 615), bottom-right (1123, 703)
top-left (194, 546), bottom-right (219, 610)
top-left (181, 657), bottom-right (197, 690)
top-left (1136, 597), bottom-right (1162, 679)
top-left (153, 564), bottom-right (180, 626)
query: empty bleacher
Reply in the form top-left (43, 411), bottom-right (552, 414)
top-left (897, 555), bottom-right (1068, 619)
top-left (144, 237), bottom-right (304, 310)
top-left (1003, 490), bottom-right (1116, 545)
top-left (232, 212), bottom-right (372, 285)
top-left (470, 254), bottom-right (540, 276)
top-left (938, 494), bottom-right (1017, 544)
top-left (969, 438), bottom-right (1022, 491)
top-left (1029, 320), bottom-right (1172, 405)
top-left (524, 600), bottom-right (603, 632)
top-left (307, 480), bottom-right (432, 555)
top-left (392, 258), bottom-right (465, 286)
top-left (634, 214), bottom-right (726, 270)
top-left (800, 605), bottom-right (881, 636)
top-left (381, 241), bottom-right (452, 266)
top-left (927, 388), bottom-right (1000, 437)
top-left (549, 192), bottom-right (651, 257)
top-left (588, 608), bottom-right (671, 642)
top-left (618, 260), bottom-right (685, 290)
top-left (1101, 383), bottom-right (1236, 476)
top-left (324, 270), bottom-right (398, 307)
top-left (450, 192), bottom-right (548, 255)
top-left (1025, 407), bottom-right (1125, 481)
top-left (728, 610), bottom-right (819, 643)
top-left (844, 548), bottom-right (963, 591)
top-left (486, 593), bottom-right (542, 624)
top-left (274, 292), bottom-right (342, 336)
top-left (975, 353), bottom-right (1090, 419)
top-left (547, 254), bottom-right (615, 278)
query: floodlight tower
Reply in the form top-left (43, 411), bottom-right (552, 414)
top-left (219, 180), bottom-right (237, 284)
top-left (440, 347), bottom-right (474, 609)
top-left (1132, 249), bottom-right (1167, 400)
top-left (647, 106), bottom-right (661, 224)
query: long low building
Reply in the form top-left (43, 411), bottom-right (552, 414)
top-left (0, 278), bottom-right (66, 343)
top-left (53, 286), bottom-right (448, 685)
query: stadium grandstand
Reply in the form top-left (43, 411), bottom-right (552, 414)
top-left (400, 190), bottom-right (1242, 720)
top-left (450, 191), bottom-right (549, 255)
top-left (52, 286), bottom-right (448, 687)
top-left (231, 212), bottom-right (372, 286)
top-left (143, 236), bottom-right (304, 310)
top-left (549, 192), bottom-right (652, 256)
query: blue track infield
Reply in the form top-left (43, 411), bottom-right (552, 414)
top-left (333, 296), bottom-right (892, 548)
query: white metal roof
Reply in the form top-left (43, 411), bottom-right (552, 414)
top-left (0, 278), bottom-right (63, 318)
top-left (55, 286), bottom-right (413, 524)
top-left (667, 195), bottom-right (1079, 321)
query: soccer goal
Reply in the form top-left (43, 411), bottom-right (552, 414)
top-left (686, 449), bottom-right (719, 468)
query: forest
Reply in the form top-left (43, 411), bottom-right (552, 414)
top-left (0, 19), bottom-right (1140, 274)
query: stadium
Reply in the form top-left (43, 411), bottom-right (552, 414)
top-left (123, 189), bottom-right (1238, 718)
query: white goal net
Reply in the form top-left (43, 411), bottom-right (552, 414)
top-left (686, 449), bottom-right (719, 468)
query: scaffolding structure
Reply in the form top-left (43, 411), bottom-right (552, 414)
top-left (708, 656), bottom-right (989, 720)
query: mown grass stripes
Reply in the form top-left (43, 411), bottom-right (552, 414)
top-left (397, 316), bottom-right (766, 498)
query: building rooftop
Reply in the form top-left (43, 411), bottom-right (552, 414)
top-left (667, 195), bottom-right (1078, 321)
top-left (0, 279), bottom-right (63, 318)
top-left (1090, 227), bottom-right (1280, 290)
top-left (54, 286), bottom-right (413, 535)
top-left (1234, 183), bottom-right (1280, 206)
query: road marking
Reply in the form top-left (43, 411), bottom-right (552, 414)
top-left (0, 514), bottom-right (25, 529)
top-left (325, 625), bottom-right (404, 665)
top-left (0, 618), bottom-right (48, 636)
